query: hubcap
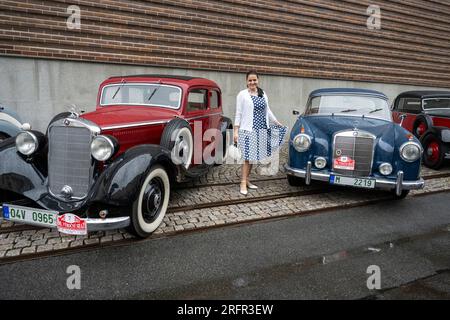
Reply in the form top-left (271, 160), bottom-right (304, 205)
top-left (142, 177), bottom-right (164, 223)
top-left (426, 141), bottom-right (440, 163)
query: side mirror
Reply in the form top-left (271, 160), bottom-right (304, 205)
top-left (292, 110), bottom-right (300, 115)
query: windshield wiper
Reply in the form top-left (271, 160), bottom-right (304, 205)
top-left (112, 79), bottom-right (126, 100)
top-left (340, 109), bottom-right (357, 113)
top-left (147, 80), bottom-right (162, 102)
top-left (369, 108), bottom-right (383, 114)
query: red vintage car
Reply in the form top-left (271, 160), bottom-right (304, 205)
top-left (392, 91), bottom-right (450, 169)
top-left (0, 75), bottom-right (233, 238)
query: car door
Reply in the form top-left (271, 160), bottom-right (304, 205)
top-left (185, 87), bottom-right (209, 165)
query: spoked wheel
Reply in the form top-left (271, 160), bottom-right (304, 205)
top-left (422, 134), bottom-right (445, 169)
top-left (130, 165), bottom-right (170, 238)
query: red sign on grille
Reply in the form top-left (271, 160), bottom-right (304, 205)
top-left (334, 156), bottom-right (355, 170)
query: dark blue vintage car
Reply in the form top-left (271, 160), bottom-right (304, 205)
top-left (285, 88), bottom-right (425, 199)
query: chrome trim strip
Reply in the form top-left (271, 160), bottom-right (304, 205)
top-left (101, 112), bottom-right (223, 130)
top-left (101, 120), bottom-right (170, 130)
top-left (285, 165), bottom-right (425, 190)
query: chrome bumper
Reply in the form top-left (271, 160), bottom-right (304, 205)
top-left (0, 204), bottom-right (130, 233)
top-left (86, 217), bottom-right (130, 232)
top-left (285, 162), bottom-right (425, 196)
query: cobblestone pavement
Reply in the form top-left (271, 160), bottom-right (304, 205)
top-left (1, 145), bottom-right (450, 259)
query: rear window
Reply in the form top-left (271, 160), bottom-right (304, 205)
top-left (397, 98), bottom-right (422, 113)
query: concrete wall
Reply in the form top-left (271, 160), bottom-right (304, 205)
top-left (1, 56), bottom-right (448, 132)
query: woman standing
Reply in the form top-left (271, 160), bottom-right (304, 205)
top-left (234, 70), bottom-right (287, 195)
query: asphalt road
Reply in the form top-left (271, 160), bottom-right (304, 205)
top-left (0, 192), bottom-right (449, 300)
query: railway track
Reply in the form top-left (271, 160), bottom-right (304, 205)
top-left (2, 170), bottom-right (450, 235)
top-left (1, 176), bottom-right (449, 265)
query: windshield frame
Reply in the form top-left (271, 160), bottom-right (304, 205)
top-left (422, 98), bottom-right (450, 111)
top-left (305, 94), bottom-right (392, 121)
top-left (100, 83), bottom-right (183, 109)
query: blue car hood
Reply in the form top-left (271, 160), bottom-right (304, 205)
top-left (303, 115), bottom-right (396, 144)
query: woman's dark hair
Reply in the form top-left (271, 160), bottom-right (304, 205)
top-left (246, 70), bottom-right (264, 98)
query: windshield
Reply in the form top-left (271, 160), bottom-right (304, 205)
top-left (423, 98), bottom-right (450, 110)
top-left (307, 95), bottom-right (391, 121)
top-left (101, 83), bottom-right (182, 109)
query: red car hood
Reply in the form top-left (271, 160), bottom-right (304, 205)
top-left (81, 106), bottom-right (181, 129)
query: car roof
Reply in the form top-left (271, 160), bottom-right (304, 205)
top-left (309, 88), bottom-right (388, 99)
top-left (395, 90), bottom-right (450, 99)
top-left (106, 74), bottom-right (219, 87)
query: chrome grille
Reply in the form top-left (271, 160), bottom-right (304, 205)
top-left (333, 130), bottom-right (375, 177)
top-left (48, 125), bottom-right (93, 199)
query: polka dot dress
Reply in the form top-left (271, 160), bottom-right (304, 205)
top-left (238, 95), bottom-right (287, 161)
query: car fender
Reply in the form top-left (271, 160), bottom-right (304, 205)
top-left (0, 142), bottom-right (47, 201)
top-left (90, 144), bottom-right (179, 206)
top-left (0, 120), bottom-right (22, 138)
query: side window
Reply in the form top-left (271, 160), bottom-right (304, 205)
top-left (398, 98), bottom-right (422, 113)
top-left (187, 89), bottom-right (207, 112)
top-left (210, 91), bottom-right (220, 109)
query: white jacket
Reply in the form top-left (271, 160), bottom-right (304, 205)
top-left (234, 89), bottom-right (278, 132)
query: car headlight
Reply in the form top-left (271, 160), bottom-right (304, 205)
top-left (91, 135), bottom-right (115, 161)
top-left (16, 131), bottom-right (38, 156)
top-left (293, 134), bottom-right (312, 152)
top-left (400, 142), bottom-right (421, 162)
top-left (314, 157), bottom-right (327, 169)
top-left (379, 163), bottom-right (393, 176)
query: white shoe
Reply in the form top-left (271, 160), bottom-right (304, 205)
top-left (240, 182), bottom-right (248, 195)
top-left (247, 182), bottom-right (258, 189)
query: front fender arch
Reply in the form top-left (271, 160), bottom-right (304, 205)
top-left (0, 120), bottom-right (22, 138)
top-left (90, 144), bottom-right (178, 206)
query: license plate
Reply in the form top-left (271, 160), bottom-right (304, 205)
top-left (2, 204), bottom-right (58, 228)
top-left (329, 175), bottom-right (376, 189)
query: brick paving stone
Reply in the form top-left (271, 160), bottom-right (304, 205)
top-left (14, 241), bottom-right (31, 249)
top-left (112, 234), bottom-right (124, 241)
top-left (53, 243), bottom-right (69, 250)
top-left (32, 239), bottom-right (47, 246)
top-left (61, 236), bottom-right (76, 243)
top-left (44, 231), bottom-right (61, 239)
top-left (174, 225), bottom-right (184, 232)
top-left (21, 230), bottom-right (37, 237)
top-left (84, 238), bottom-right (100, 245)
top-left (0, 244), bottom-right (14, 251)
top-left (21, 246), bottom-right (36, 254)
top-left (31, 233), bottom-right (44, 241)
top-left (37, 244), bottom-right (53, 252)
top-left (47, 238), bottom-right (63, 245)
top-left (70, 240), bottom-right (84, 248)
top-left (0, 238), bottom-right (15, 245)
top-left (36, 228), bottom-right (52, 234)
top-left (6, 249), bottom-right (21, 257)
top-left (100, 235), bottom-right (113, 243)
